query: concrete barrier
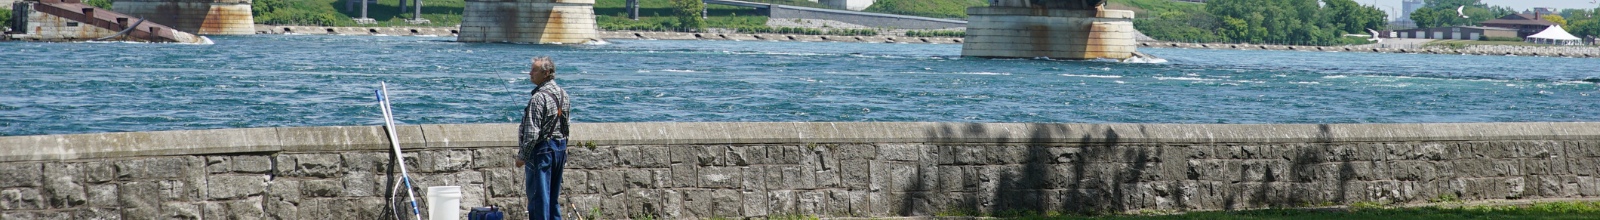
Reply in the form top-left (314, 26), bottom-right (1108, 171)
top-left (2, 122), bottom-right (1599, 219)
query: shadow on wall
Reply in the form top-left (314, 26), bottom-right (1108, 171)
top-left (914, 123), bottom-right (1375, 215)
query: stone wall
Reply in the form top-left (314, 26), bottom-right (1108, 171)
top-left (2, 122), bottom-right (1599, 219)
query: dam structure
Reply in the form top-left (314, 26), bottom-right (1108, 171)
top-left (962, 0), bottom-right (1138, 60)
top-left (458, 0), bottom-right (600, 44)
top-left (111, 0), bottom-right (254, 35)
top-left (1, 122), bottom-right (1597, 219)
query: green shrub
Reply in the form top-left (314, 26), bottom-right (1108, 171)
top-left (670, 0), bottom-right (705, 32)
top-left (825, 28), bottom-right (878, 36)
top-left (905, 30), bottom-right (964, 37)
top-left (863, 0), bottom-right (986, 18)
top-left (83, 0), bottom-right (112, 9)
top-left (736, 26), bottom-right (828, 35)
top-left (1, 8), bottom-right (10, 31)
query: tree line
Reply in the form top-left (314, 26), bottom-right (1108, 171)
top-left (1136, 0), bottom-right (1387, 46)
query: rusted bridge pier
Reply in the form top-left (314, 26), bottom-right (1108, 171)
top-left (961, 0), bottom-right (1137, 60)
top-left (458, 0), bottom-right (600, 44)
top-left (6, 0), bottom-right (208, 43)
top-left (113, 0), bottom-right (254, 35)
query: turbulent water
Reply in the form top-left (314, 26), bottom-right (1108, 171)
top-left (2, 35), bottom-right (1598, 136)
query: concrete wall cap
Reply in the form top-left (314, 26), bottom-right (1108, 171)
top-left (3, 122), bottom-right (1597, 162)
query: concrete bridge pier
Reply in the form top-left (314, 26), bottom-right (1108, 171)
top-left (113, 0), bottom-right (254, 35)
top-left (459, 0), bottom-right (599, 44)
top-left (961, 0), bottom-right (1137, 60)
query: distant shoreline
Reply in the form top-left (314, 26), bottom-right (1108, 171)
top-left (1140, 41), bottom-right (1600, 58)
top-left (255, 25), bottom-right (964, 44)
top-left (253, 25), bottom-right (1600, 58)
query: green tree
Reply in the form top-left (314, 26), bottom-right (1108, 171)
top-left (1, 9), bottom-right (10, 31)
top-left (670, 0), bottom-right (705, 32)
top-left (1543, 14), bottom-right (1567, 27)
top-left (1566, 9), bottom-right (1600, 40)
top-left (1411, 7), bottom-right (1441, 28)
top-left (1205, 0), bottom-right (1383, 45)
top-left (83, 0), bottom-right (112, 9)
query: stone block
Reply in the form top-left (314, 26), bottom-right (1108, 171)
top-left (0, 212), bottom-right (33, 220)
top-left (1579, 176), bottom-right (1599, 197)
top-left (690, 166), bottom-right (737, 189)
top-left (280, 154), bottom-right (344, 178)
top-left (204, 196), bottom-right (265, 220)
top-left (623, 169), bottom-right (654, 189)
top-left (416, 150), bottom-right (473, 173)
top-left (301, 179), bottom-right (342, 198)
top-left (592, 170), bottom-right (625, 195)
top-left (41, 162), bottom-right (85, 208)
top-left (118, 182), bottom-right (160, 213)
top-left (266, 179), bottom-right (301, 202)
top-left (340, 152), bottom-right (389, 173)
top-left (767, 190), bottom-right (797, 216)
top-left (233, 155), bottom-right (273, 173)
top-left (710, 189), bottom-right (742, 218)
top-left (773, 146), bottom-right (805, 164)
top-left (727, 146), bottom-right (762, 166)
top-left (697, 146), bottom-right (730, 166)
top-left (742, 191), bottom-right (768, 217)
top-left (562, 170), bottom-right (591, 194)
top-left (670, 164), bottom-right (697, 188)
top-left (667, 146), bottom-right (696, 165)
top-left (613, 146), bottom-right (643, 168)
top-left (472, 147), bottom-right (517, 169)
top-left (86, 183), bottom-right (117, 207)
top-left (340, 172), bottom-right (380, 197)
top-left (163, 201), bottom-right (204, 220)
top-left (83, 162), bottom-right (116, 184)
top-left (73, 207), bottom-right (119, 219)
top-left (836, 144), bottom-right (876, 161)
top-left (207, 156), bottom-right (231, 174)
top-left (116, 156), bottom-right (202, 181)
top-left (208, 174), bottom-right (267, 200)
top-left (796, 190), bottom-right (822, 215)
top-left (840, 159), bottom-right (871, 190)
top-left (565, 194), bottom-right (603, 219)
top-left (1, 188), bottom-right (42, 210)
top-left (484, 168), bottom-right (522, 198)
top-left (952, 146), bottom-right (985, 165)
top-left (159, 176), bottom-right (207, 202)
top-left (781, 165), bottom-right (814, 190)
top-left (569, 146), bottom-right (616, 169)
top-left (741, 167), bottom-right (766, 191)
top-left (625, 189), bottom-right (663, 217)
top-left (877, 144), bottom-right (923, 162)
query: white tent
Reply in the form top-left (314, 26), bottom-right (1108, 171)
top-left (1526, 25), bottom-right (1582, 45)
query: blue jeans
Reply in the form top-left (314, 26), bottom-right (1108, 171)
top-left (525, 139), bottom-right (567, 220)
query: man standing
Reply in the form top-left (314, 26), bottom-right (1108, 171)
top-left (517, 56), bottom-right (571, 220)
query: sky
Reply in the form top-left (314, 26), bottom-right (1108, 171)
top-left (1366, 0), bottom-right (1599, 20)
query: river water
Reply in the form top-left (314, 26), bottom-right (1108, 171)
top-left (2, 35), bottom-right (1598, 136)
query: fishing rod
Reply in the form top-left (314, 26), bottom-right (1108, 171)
top-left (377, 82), bottom-right (424, 220)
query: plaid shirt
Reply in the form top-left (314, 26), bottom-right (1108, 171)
top-left (518, 81), bottom-right (570, 162)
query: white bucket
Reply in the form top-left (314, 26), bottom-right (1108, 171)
top-left (426, 186), bottom-right (462, 220)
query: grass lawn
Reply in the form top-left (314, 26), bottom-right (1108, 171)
top-left (1106, 0), bottom-right (1205, 19)
top-left (254, 0), bottom-right (464, 27)
top-left (1424, 39), bottom-right (1548, 47)
top-left (594, 0), bottom-right (768, 31)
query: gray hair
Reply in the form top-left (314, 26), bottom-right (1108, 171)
top-left (531, 56), bottom-right (556, 78)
